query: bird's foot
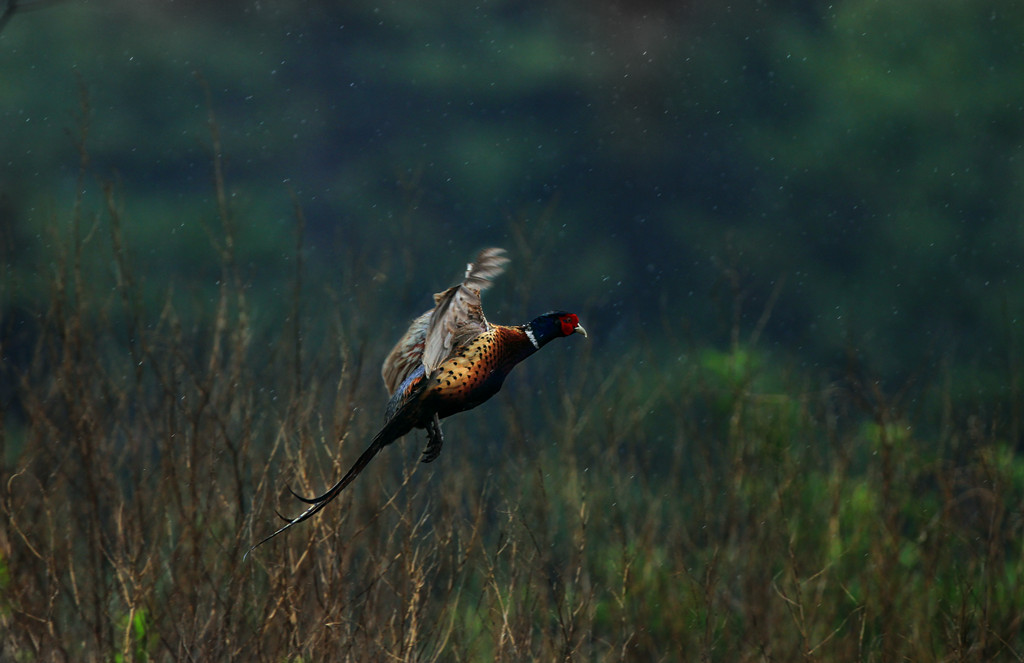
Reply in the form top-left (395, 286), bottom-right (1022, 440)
top-left (420, 414), bottom-right (443, 463)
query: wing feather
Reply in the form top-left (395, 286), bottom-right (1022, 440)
top-left (380, 310), bottom-right (432, 395)
top-left (381, 247), bottom-right (508, 395)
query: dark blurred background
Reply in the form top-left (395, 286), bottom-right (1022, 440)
top-left (3, 0), bottom-right (1022, 410)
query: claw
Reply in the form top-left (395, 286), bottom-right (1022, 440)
top-left (420, 414), bottom-right (443, 464)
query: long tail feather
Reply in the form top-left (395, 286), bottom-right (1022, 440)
top-left (244, 435), bottom-right (386, 560)
top-left (287, 485), bottom-right (321, 505)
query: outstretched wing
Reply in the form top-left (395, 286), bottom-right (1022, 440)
top-left (422, 247), bottom-right (509, 376)
top-left (380, 309), bottom-right (432, 396)
top-left (381, 247), bottom-right (509, 394)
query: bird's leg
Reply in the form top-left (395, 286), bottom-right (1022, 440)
top-left (420, 414), bottom-right (444, 463)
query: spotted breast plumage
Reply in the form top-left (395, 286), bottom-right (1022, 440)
top-left (247, 247), bottom-right (586, 556)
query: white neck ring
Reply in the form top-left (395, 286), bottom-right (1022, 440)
top-left (525, 327), bottom-right (540, 349)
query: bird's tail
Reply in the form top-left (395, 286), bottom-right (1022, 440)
top-left (244, 428), bottom-right (390, 560)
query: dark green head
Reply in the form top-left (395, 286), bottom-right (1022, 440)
top-left (525, 311), bottom-right (587, 349)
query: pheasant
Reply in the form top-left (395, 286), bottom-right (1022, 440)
top-left (247, 247), bottom-right (586, 555)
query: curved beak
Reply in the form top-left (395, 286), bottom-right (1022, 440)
top-left (574, 323), bottom-right (588, 338)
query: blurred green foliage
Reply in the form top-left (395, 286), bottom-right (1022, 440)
top-left (3, 1), bottom-right (1023, 410)
top-left (0, 3), bottom-right (1016, 425)
top-left (6, 3), bottom-right (1024, 659)
top-left (2, 149), bottom-right (1024, 660)
top-left (2, 3), bottom-right (1024, 655)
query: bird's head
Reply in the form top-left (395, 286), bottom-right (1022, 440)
top-left (526, 311), bottom-right (587, 348)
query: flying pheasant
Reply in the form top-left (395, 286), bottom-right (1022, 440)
top-left (247, 247), bottom-right (586, 555)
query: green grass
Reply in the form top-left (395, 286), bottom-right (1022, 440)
top-left (2, 150), bottom-right (1023, 662)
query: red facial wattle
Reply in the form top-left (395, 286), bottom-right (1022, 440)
top-left (559, 314), bottom-right (575, 336)
top-left (559, 313), bottom-right (587, 338)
